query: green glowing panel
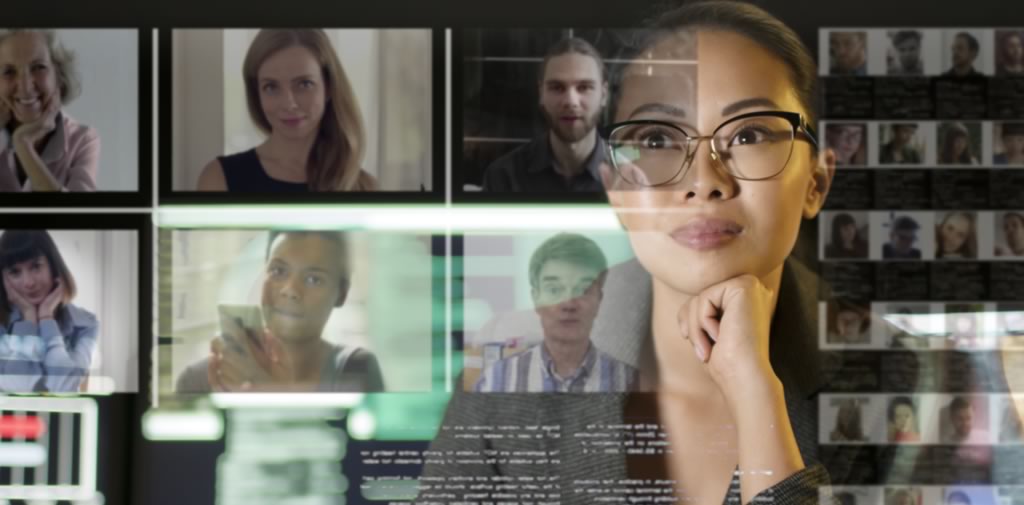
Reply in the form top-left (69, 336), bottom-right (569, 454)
top-left (359, 393), bottom-right (450, 441)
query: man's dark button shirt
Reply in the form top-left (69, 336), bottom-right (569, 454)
top-left (481, 136), bottom-right (608, 192)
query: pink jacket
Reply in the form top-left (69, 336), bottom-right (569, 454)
top-left (0, 112), bottom-right (100, 192)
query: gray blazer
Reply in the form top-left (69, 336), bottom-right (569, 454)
top-left (418, 257), bottom-right (846, 504)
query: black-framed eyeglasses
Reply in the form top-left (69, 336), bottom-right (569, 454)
top-left (600, 111), bottom-right (819, 187)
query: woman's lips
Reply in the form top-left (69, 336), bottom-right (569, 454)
top-left (271, 307), bottom-right (303, 319)
top-left (12, 97), bottom-right (41, 115)
top-left (669, 218), bottom-right (743, 251)
top-left (281, 117), bottom-right (305, 128)
top-left (23, 293), bottom-right (47, 305)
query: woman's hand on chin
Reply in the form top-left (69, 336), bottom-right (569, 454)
top-left (3, 277), bottom-right (37, 323)
top-left (12, 94), bottom-right (59, 148)
top-left (37, 279), bottom-right (62, 320)
top-left (677, 274), bottom-right (778, 410)
top-left (0, 99), bottom-right (11, 132)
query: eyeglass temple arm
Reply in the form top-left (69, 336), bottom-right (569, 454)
top-left (800, 116), bottom-right (819, 150)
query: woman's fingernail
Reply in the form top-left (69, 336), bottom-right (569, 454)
top-left (694, 345), bottom-right (705, 362)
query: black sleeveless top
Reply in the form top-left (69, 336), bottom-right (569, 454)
top-left (219, 149), bottom-right (309, 192)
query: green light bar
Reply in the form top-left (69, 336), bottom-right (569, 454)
top-left (157, 205), bottom-right (621, 232)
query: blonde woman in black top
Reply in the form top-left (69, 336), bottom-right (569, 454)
top-left (197, 29), bottom-right (376, 192)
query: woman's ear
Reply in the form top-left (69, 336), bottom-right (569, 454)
top-left (803, 148), bottom-right (836, 219)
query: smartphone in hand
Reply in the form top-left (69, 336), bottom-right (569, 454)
top-left (217, 304), bottom-right (265, 362)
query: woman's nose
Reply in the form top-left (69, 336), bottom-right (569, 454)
top-left (674, 140), bottom-right (737, 203)
top-left (279, 277), bottom-right (302, 300)
top-left (284, 90), bottom-right (299, 109)
top-left (16, 71), bottom-right (33, 95)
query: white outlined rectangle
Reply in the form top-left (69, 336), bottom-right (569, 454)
top-left (0, 396), bottom-right (97, 502)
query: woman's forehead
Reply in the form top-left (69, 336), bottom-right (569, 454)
top-left (0, 32), bottom-right (50, 63)
top-left (616, 30), bottom-right (800, 123)
top-left (269, 234), bottom-right (343, 270)
top-left (945, 214), bottom-right (970, 226)
top-left (271, 233), bottom-right (334, 254)
top-left (258, 45), bottom-right (320, 80)
top-left (616, 32), bottom-right (697, 120)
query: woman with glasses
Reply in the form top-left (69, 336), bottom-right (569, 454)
top-left (420, 2), bottom-right (848, 504)
top-left (594, 2), bottom-right (835, 499)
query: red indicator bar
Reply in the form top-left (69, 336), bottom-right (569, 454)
top-left (0, 415), bottom-right (45, 439)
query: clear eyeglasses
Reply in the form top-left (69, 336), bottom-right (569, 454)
top-left (601, 111), bottom-right (819, 186)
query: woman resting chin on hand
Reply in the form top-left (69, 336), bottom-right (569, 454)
top-left (0, 230), bottom-right (97, 393)
top-left (419, 3), bottom-right (844, 505)
top-left (0, 30), bottom-right (101, 192)
top-left (590, 1), bottom-right (840, 499)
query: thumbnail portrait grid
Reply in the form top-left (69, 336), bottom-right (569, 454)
top-left (816, 26), bottom-right (1024, 498)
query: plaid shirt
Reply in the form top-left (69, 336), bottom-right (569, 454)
top-left (474, 342), bottom-right (637, 393)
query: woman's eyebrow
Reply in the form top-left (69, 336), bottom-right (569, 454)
top-left (629, 102), bottom-right (687, 119)
top-left (721, 97), bottom-right (780, 117)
